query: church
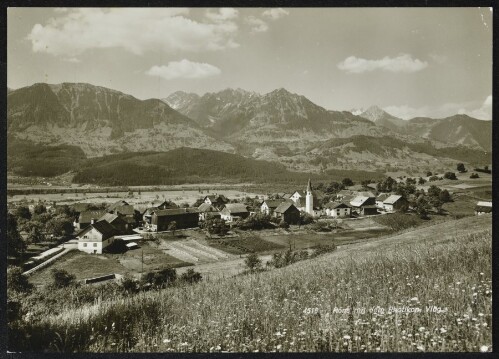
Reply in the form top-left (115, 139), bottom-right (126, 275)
top-left (289, 179), bottom-right (322, 217)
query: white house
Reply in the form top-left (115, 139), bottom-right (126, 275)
top-left (383, 195), bottom-right (407, 212)
top-left (220, 203), bottom-right (250, 222)
top-left (376, 193), bottom-right (390, 208)
top-left (260, 199), bottom-right (287, 215)
top-left (76, 220), bottom-right (118, 254)
top-left (324, 202), bottom-right (351, 218)
top-left (475, 201), bottom-right (492, 215)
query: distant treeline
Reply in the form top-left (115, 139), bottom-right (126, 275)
top-left (72, 148), bottom-right (383, 187)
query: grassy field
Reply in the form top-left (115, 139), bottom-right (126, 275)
top-left (28, 242), bottom-right (192, 286)
top-left (10, 214), bottom-right (491, 352)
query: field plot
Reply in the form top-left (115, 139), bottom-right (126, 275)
top-left (28, 251), bottom-right (128, 286)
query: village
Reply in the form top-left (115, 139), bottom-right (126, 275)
top-left (6, 165), bottom-right (492, 286)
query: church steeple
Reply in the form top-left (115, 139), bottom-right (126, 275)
top-left (305, 178), bottom-right (314, 215)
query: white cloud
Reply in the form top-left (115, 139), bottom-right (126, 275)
top-left (146, 59), bottom-right (221, 80)
top-left (262, 8), bottom-right (290, 20)
top-left (245, 16), bottom-right (269, 33)
top-left (205, 8), bottom-right (239, 22)
top-left (28, 8), bottom-right (239, 57)
top-left (338, 54), bottom-right (428, 74)
top-left (467, 95), bottom-right (492, 120)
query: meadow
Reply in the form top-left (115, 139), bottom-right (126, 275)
top-left (8, 215), bottom-right (492, 352)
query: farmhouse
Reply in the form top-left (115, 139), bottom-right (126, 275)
top-left (76, 220), bottom-right (118, 254)
top-left (383, 195), bottom-right (407, 212)
top-left (324, 201), bottom-right (352, 218)
top-left (198, 203), bottom-right (221, 221)
top-left (376, 193), bottom-right (390, 208)
top-left (261, 199), bottom-right (289, 215)
top-left (150, 208), bottom-right (200, 231)
top-left (475, 201), bottom-right (492, 215)
top-left (74, 210), bottom-right (107, 230)
top-left (274, 202), bottom-right (301, 224)
top-left (98, 212), bottom-right (129, 234)
top-left (220, 203), bottom-right (250, 222)
top-left (336, 190), bottom-right (354, 200)
top-left (290, 179), bottom-right (322, 216)
top-left (107, 203), bottom-right (137, 228)
top-left (350, 196), bottom-right (377, 216)
top-left (204, 194), bottom-right (229, 209)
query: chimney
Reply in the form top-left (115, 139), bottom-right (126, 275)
top-left (91, 219), bottom-right (95, 224)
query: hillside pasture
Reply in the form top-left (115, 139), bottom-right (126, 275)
top-left (9, 215), bottom-right (491, 352)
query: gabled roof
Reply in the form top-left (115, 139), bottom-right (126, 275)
top-left (262, 200), bottom-right (286, 209)
top-left (350, 196), bottom-right (370, 207)
top-left (98, 212), bottom-right (121, 224)
top-left (291, 190), bottom-right (306, 197)
top-left (77, 219), bottom-right (118, 240)
top-left (110, 205), bottom-right (134, 216)
top-left (477, 201), bottom-right (492, 207)
top-left (358, 191), bottom-right (375, 198)
top-left (204, 194), bottom-right (229, 203)
top-left (152, 208), bottom-right (199, 216)
top-left (222, 203), bottom-right (249, 214)
top-left (108, 200), bottom-right (129, 211)
top-left (78, 210), bottom-right (107, 224)
top-left (337, 190), bottom-right (353, 196)
top-left (376, 193), bottom-right (390, 202)
top-left (383, 195), bottom-right (404, 205)
top-left (275, 202), bottom-right (298, 214)
top-left (198, 203), bottom-right (218, 212)
top-left (324, 201), bottom-right (351, 209)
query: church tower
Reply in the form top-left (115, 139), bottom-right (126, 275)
top-left (305, 178), bottom-right (314, 215)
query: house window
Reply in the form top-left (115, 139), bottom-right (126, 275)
top-left (83, 243), bottom-right (87, 247)
top-left (93, 243), bottom-right (97, 247)
top-left (84, 235), bottom-right (88, 239)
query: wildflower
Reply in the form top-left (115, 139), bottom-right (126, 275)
top-left (480, 345), bottom-right (489, 352)
top-left (440, 328), bottom-right (447, 334)
top-left (418, 327), bottom-right (425, 332)
top-left (276, 344), bottom-right (282, 350)
top-left (163, 339), bottom-right (171, 343)
top-left (417, 345), bottom-right (425, 351)
top-left (411, 297), bottom-right (419, 302)
top-left (343, 335), bottom-right (351, 340)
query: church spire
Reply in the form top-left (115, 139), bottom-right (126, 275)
top-left (306, 178), bottom-right (312, 192)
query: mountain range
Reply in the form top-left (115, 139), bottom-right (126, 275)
top-left (7, 82), bottom-right (491, 179)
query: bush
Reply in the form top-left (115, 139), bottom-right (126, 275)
top-left (7, 266), bottom-right (33, 294)
top-left (470, 173), bottom-right (480, 179)
top-left (180, 269), bottom-right (203, 284)
top-left (244, 253), bottom-right (262, 271)
top-left (307, 221), bottom-right (332, 232)
top-left (51, 269), bottom-right (77, 288)
top-left (310, 244), bottom-right (337, 258)
top-left (373, 213), bottom-right (423, 231)
top-left (428, 175), bottom-right (440, 182)
top-left (279, 219), bottom-right (289, 229)
top-left (443, 172), bottom-right (457, 180)
top-left (142, 267), bottom-right (177, 289)
top-left (299, 213), bottom-right (315, 226)
top-left (120, 275), bottom-right (139, 294)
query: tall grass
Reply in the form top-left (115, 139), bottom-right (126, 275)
top-left (9, 229), bottom-right (491, 352)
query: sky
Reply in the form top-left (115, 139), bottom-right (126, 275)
top-left (7, 7), bottom-right (493, 120)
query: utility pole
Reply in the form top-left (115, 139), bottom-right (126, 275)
top-left (141, 246), bottom-right (144, 280)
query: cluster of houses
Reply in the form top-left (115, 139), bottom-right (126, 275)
top-left (69, 178), bottom-right (491, 254)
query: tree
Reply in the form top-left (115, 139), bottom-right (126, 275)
top-left (168, 221), bottom-right (177, 236)
top-left (27, 226), bottom-right (45, 244)
top-left (342, 178), bottom-right (354, 187)
top-left (33, 203), bottom-right (47, 215)
top-left (439, 189), bottom-right (452, 203)
top-left (426, 171), bottom-right (433, 177)
top-left (51, 268), bottom-right (76, 288)
top-left (245, 253), bottom-right (262, 272)
top-left (300, 212), bottom-right (315, 225)
top-left (427, 185), bottom-right (442, 199)
top-left (180, 269), bottom-right (202, 284)
top-left (15, 206), bottom-right (31, 221)
top-left (46, 216), bottom-right (74, 238)
top-left (7, 213), bottom-right (26, 257)
top-left (443, 172), bottom-right (457, 180)
top-left (418, 177), bottom-right (426, 185)
top-left (377, 176), bottom-right (397, 192)
top-left (193, 198), bottom-right (205, 207)
top-left (120, 275), bottom-right (139, 294)
top-left (142, 267), bottom-right (177, 288)
top-left (428, 175), bottom-right (440, 182)
top-left (429, 196), bottom-right (443, 214)
top-left (470, 173), bottom-right (480, 179)
top-left (457, 163), bottom-right (466, 173)
top-left (415, 195), bottom-right (431, 219)
top-left (7, 266), bottom-right (33, 294)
